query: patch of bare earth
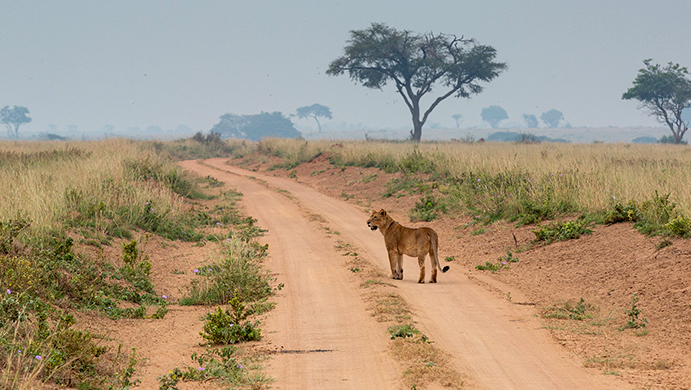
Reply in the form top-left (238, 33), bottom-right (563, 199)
top-left (232, 152), bottom-right (691, 390)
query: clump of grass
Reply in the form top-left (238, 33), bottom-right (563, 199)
top-left (158, 346), bottom-right (269, 390)
top-left (542, 298), bottom-right (593, 321)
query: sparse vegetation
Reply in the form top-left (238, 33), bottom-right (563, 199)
top-left (0, 139), bottom-right (277, 388)
top-left (157, 346), bottom-right (269, 390)
top-left (622, 293), bottom-right (648, 330)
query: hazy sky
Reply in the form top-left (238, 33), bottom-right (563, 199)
top-left (2, 1), bottom-right (691, 136)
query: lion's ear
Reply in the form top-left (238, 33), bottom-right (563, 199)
top-left (379, 209), bottom-right (387, 216)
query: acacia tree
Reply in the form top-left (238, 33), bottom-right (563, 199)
top-left (1, 106), bottom-right (32, 139)
top-left (211, 112), bottom-right (301, 141)
top-left (295, 104), bottom-right (333, 133)
top-left (481, 105), bottom-right (508, 128)
top-left (452, 113), bottom-right (463, 128)
top-left (523, 114), bottom-right (538, 128)
top-left (623, 59), bottom-right (691, 144)
top-left (327, 23), bottom-right (506, 141)
top-left (540, 109), bottom-right (564, 128)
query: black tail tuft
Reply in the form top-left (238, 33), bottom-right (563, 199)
top-left (442, 266), bottom-right (450, 273)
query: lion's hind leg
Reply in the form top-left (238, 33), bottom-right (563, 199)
top-left (417, 255), bottom-right (426, 283)
top-left (429, 247), bottom-right (438, 283)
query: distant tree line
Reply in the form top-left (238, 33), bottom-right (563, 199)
top-left (476, 106), bottom-right (565, 129)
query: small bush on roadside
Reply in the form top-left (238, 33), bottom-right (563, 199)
top-left (532, 218), bottom-right (592, 244)
top-left (200, 290), bottom-right (262, 344)
top-left (410, 195), bottom-right (445, 222)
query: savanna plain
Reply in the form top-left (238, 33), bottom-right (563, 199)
top-left (1, 135), bottom-right (690, 389)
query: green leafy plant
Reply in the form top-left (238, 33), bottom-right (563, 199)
top-left (410, 195), bottom-right (445, 222)
top-left (623, 293), bottom-right (648, 330)
top-left (532, 219), bottom-right (592, 244)
top-left (388, 323), bottom-right (419, 340)
top-left (475, 251), bottom-right (518, 272)
top-left (117, 238), bottom-right (154, 293)
top-left (158, 346), bottom-right (266, 390)
top-left (199, 290), bottom-right (262, 344)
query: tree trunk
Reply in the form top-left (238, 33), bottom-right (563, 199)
top-left (411, 122), bottom-right (423, 142)
top-left (410, 98), bottom-right (423, 142)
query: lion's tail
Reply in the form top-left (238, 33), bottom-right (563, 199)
top-left (431, 232), bottom-right (449, 273)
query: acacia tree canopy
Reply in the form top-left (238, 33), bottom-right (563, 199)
top-left (295, 104), bottom-right (333, 133)
top-left (523, 114), bottom-right (539, 128)
top-left (540, 109), bottom-right (564, 128)
top-left (481, 105), bottom-right (508, 128)
top-left (327, 23), bottom-right (506, 141)
top-left (1, 106), bottom-right (32, 139)
top-left (623, 59), bottom-right (691, 144)
top-left (211, 112), bottom-right (301, 141)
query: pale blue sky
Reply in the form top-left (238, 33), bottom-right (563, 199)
top-left (1, 1), bottom-right (690, 136)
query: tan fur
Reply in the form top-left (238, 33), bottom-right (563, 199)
top-left (367, 209), bottom-right (449, 283)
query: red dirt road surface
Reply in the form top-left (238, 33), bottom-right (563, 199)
top-left (180, 158), bottom-right (630, 389)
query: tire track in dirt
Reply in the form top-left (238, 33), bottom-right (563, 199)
top-left (179, 160), bottom-right (399, 389)
top-left (182, 158), bottom-right (631, 390)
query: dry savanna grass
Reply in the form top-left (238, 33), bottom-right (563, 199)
top-left (0, 139), bottom-right (192, 238)
top-left (256, 138), bottom-right (691, 227)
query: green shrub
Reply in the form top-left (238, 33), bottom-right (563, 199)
top-left (532, 219), bottom-right (592, 244)
top-left (410, 195), bottom-right (445, 222)
top-left (388, 323), bottom-right (419, 340)
top-left (200, 290), bottom-right (262, 344)
top-left (664, 215), bottom-right (691, 237)
top-left (603, 201), bottom-right (641, 224)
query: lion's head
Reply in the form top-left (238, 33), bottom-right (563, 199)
top-left (367, 209), bottom-right (389, 231)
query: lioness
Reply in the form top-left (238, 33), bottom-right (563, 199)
top-left (367, 209), bottom-right (449, 283)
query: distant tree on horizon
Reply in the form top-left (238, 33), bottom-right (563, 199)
top-left (452, 113), bottom-right (463, 128)
top-left (540, 109), bottom-right (564, 128)
top-left (1, 105), bottom-right (32, 139)
top-left (295, 104), bottom-right (333, 133)
top-left (523, 114), bottom-right (538, 128)
top-left (481, 105), bottom-right (508, 128)
top-left (327, 23), bottom-right (506, 141)
top-left (211, 112), bottom-right (301, 141)
top-left (623, 59), bottom-right (691, 144)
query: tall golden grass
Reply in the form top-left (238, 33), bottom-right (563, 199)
top-left (0, 139), bottom-right (187, 237)
top-left (258, 138), bottom-right (691, 216)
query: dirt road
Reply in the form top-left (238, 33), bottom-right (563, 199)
top-left (180, 158), bottom-right (630, 390)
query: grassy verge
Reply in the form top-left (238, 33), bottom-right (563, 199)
top-left (0, 138), bottom-right (275, 389)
